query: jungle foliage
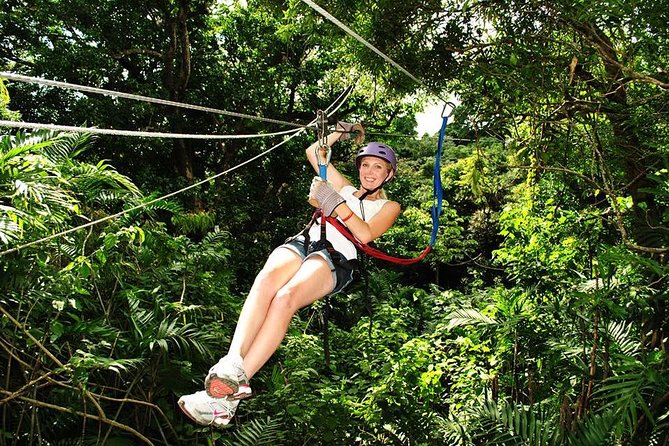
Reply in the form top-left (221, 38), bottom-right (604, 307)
top-left (0, 0), bottom-right (668, 445)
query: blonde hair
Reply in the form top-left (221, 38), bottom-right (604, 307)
top-left (380, 161), bottom-right (392, 199)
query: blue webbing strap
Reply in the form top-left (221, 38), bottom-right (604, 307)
top-left (429, 114), bottom-right (448, 246)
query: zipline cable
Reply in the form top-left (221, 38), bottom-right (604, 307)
top-left (0, 86), bottom-right (354, 257)
top-left (300, 0), bottom-right (422, 87)
top-left (366, 130), bottom-right (474, 142)
top-left (300, 0), bottom-right (449, 103)
top-left (0, 72), bottom-right (313, 130)
top-left (0, 120), bottom-right (300, 140)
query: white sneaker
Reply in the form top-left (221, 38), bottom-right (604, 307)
top-left (178, 390), bottom-right (239, 427)
top-left (205, 355), bottom-right (252, 400)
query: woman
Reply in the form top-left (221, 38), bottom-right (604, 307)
top-left (178, 123), bottom-right (401, 427)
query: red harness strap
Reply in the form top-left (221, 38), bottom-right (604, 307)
top-left (324, 215), bottom-right (431, 265)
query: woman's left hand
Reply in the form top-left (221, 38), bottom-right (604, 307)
top-left (336, 122), bottom-right (365, 144)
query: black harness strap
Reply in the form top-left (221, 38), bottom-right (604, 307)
top-left (301, 209), bottom-right (336, 370)
top-left (300, 209), bottom-right (365, 370)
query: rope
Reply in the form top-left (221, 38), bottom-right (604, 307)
top-left (0, 86), bottom-right (354, 257)
top-left (0, 72), bottom-right (312, 130)
top-left (0, 120), bottom-right (299, 140)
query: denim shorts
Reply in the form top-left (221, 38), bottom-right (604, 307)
top-left (276, 234), bottom-right (357, 295)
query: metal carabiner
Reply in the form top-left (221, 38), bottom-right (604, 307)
top-left (441, 101), bottom-right (457, 118)
top-left (315, 143), bottom-right (331, 180)
top-left (314, 109), bottom-right (331, 180)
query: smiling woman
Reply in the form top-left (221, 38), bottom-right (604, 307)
top-left (177, 122), bottom-right (402, 427)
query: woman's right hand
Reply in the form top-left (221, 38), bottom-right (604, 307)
top-left (308, 176), bottom-right (345, 216)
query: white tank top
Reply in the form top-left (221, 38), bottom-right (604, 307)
top-left (308, 185), bottom-right (389, 260)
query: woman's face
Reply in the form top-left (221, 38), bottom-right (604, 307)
top-left (358, 156), bottom-right (393, 190)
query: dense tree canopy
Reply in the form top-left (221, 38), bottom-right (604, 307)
top-left (1, 0), bottom-right (668, 445)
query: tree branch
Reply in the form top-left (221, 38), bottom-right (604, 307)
top-left (111, 48), bottom-right (164, 61)
top-left (0, 389), bottom-right (155, 446)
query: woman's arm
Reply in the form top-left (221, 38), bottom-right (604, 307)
top-left (308, 171), bottom-right (400, 243)
top-left (305, 132), bottom-right (351, 191)
top-left (333, 200), bottom-right (401, 244)
top-left (305, 123), bottom-right (364, 191)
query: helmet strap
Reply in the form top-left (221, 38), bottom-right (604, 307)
top-left (358, 187), bottom-right (376, 200)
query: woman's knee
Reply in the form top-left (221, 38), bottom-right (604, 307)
top-left (253, 262), bottom-right (291, 291)
top-left (253, 250), bottom-right (300, 288)
top-left (269, 286), bottom-right (301, 316)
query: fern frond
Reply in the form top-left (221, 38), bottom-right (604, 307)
top-left (117, 194), bottom-right (182, 226)
top-left (172, 211), bottom-right (216, 234)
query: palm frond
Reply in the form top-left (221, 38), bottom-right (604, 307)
top-left (593, 371), bottom-right (656, 435)
top-left (0, 206), bottom-right (23, 244)
top-left (605, 321), bottom-right (638, 356)
top-left (473, 399), bottom-right (560, 446)
top-left (0, 130), bottom-right (57, 161)
top-left (438, 416), bottom-right (470, 446)
top-left (68, 350), bottom-right (146, 375)
top-left (158, 320), bottom-right (213, 358)
top-left (567, 412), bottom-right (618, 446)
top-left (382, 423), bottom-right (411, 445)
top-left (648, 408), bottom-right (669, 446)
top-left (220, 416), bottom-right (285, 446)
top-left (445, 307), bottom-right (497, 330)
top-left (47, 131), bottom-right (95, 160)
top-left (69, 160), bottom-right (141, 201)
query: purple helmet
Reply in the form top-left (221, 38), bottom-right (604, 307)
top-left (356, 142), bottom-right (397, 173)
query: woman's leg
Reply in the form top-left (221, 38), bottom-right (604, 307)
top-left (242, 256), bottom-right (335, 378)
top-left (227, 247), bottom-right (303, 358)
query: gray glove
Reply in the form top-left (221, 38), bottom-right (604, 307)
top-left (336, 121), bottom-right (365, 144)
top-left (309, 177), bottom-right (345, 216)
